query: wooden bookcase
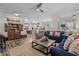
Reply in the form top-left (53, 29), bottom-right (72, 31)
top-left (5, 23), bottom-right (23, 40)
top-left (5, 17), bottom-right (23, 40)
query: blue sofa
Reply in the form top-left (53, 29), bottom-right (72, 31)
top-left (49, 38), bottom-right (76, 56)
top-left (44, 31), bottom-right (68, 43)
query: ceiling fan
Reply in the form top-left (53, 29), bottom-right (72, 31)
top-left (34, 3), bottom-right (45, 13)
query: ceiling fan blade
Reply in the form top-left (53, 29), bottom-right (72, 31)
top-left (36, 3), bottom-right (42, 8)
top-left (40, 9), bottom-right (44, 13)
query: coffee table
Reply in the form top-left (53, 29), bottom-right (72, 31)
top-left (32, 39), bottom-right (56, 55)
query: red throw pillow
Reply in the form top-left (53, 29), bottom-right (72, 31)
top-left (50, 31), bottom-right (56, 36)
top-left (73, 34), bottom-right (79, 40)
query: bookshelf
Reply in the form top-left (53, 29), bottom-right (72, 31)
top-left (5, 17), bottom-right (23, 40)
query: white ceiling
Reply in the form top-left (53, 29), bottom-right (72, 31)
top-left (0, 3), bottom-right (79, 20)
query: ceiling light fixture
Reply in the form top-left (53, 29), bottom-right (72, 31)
top-left (14, 13), bottom-right (20, 17)
top-left (36, 8), bottom-right (40, 12)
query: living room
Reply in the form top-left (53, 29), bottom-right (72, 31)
top-left (0, 3), bottom-right (79, 56)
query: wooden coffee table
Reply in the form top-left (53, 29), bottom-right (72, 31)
top-left (32, 39), bottom-right (56, 55)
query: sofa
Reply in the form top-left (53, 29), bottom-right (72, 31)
top-left (49, 38), bottom-right (76, 56)
top-left (44, 31), bottom-right (68, 43)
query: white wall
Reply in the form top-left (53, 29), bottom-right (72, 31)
top-left (20, 18), bottom-right (27, 35)
top-left (0, 15), bottom-right (7, 37)
top-left (26, 17), bottom-right (56, 31)
top-left (58, 16), bottom-right (79, 30)
top-left (26, 16), bottom-right (61, 31)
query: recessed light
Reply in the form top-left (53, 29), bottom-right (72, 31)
top-left (36, 8), bottom-right (40, 11)
top-left (14, 13), bottom-right (20, 16)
